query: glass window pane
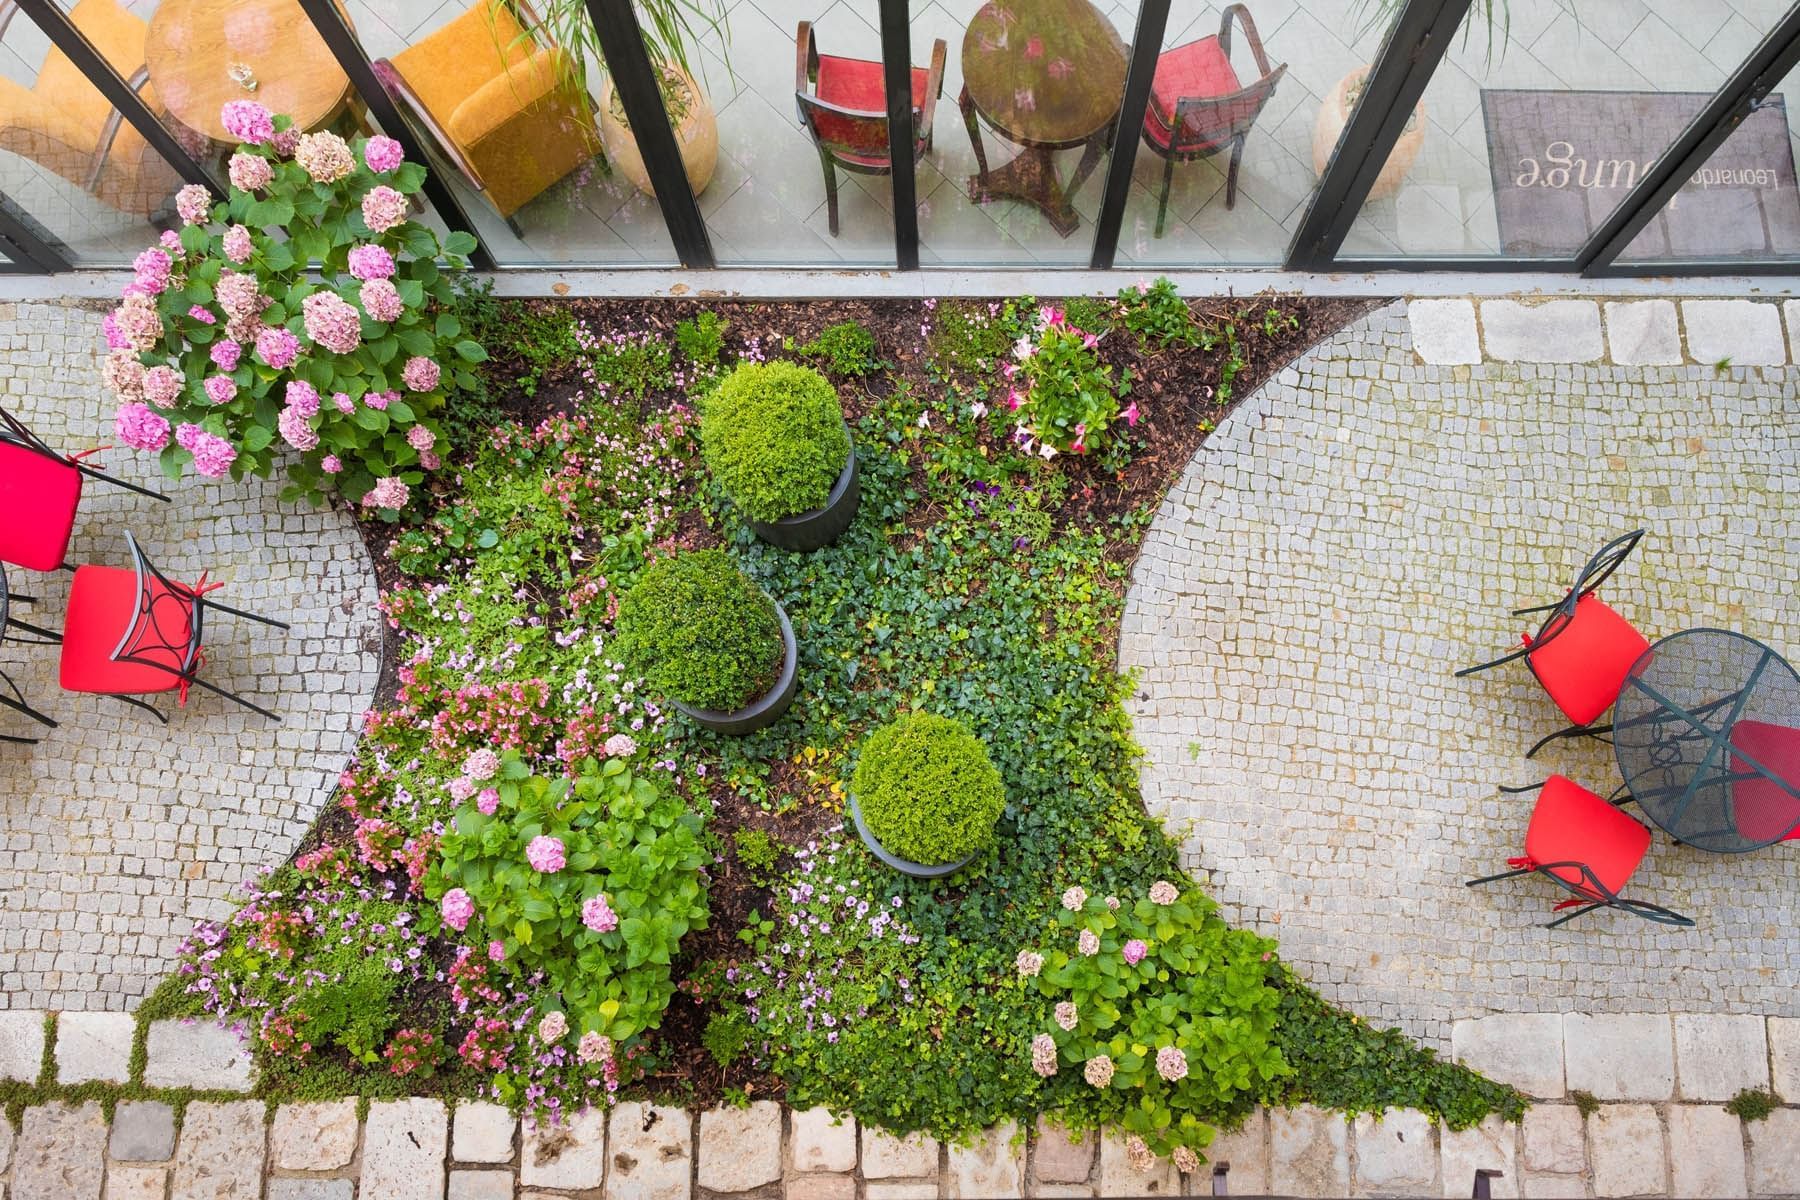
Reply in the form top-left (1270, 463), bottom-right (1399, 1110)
top-left (1341, 0), bottom-right (1775, 261)
top-left (343, 0), bottom-right (676, 265)
top-left (1115, 0), bottom-right (1400, 267)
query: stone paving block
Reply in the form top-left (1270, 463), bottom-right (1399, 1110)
top-left (1029, 1186), bottom-right (1094, 1198)
top-left (110, 1101), bottom-right (176, 1162)
top-left (105, 1166), bottom-right (169, 1200)
top-left (1520, 1106), bottom-right (1583, 1175)
top-left (1439, 1116), bottom-right (1515, 1200)
top-left (790, 1107), bottom-right (857, 1174)
top-left (143, 1020), bottom-right (255, 1091)
top-left (1770, 1017), bottom-right (1800, 1100)
top-left (1748, 1108), bottom-right (1800, 1196)
top-left (1032, 1116), bottom-right (1094, 1184)
top-left (1668, 1105), bottom-right (1748, 1198)
top-left (0, 1010), bottom-right (45, 1082)
top-left (947, 1120), bottom-right (1024, 1198)
top-left (697, 1101), bottom-right (781, 1192)
top-left (171, 1100), bottom-right (266, 1200)
top-left (1097, 1131), bottom-right (1180, 1197)
top-left (1203, 1111), bottom-right (1268, 1197)
top-left (1352, 1108), bottom-right (1436, 1194)
top-left (54, 1012), bottom-right (133, 1084)
top-left (1587, 1105), bottom-right (1665, 1197)
top-left (605, 1102), bottom-right (689, 1200)
top-left (1785, 300), bottom-right (1800, 364)
top-left (362, 1099), bottom-right (448, 1200)
top-left (1452, 1014), bottom-right (1564, 1098)
top-left (1270, 1106), bottom-right (1349, 1198)
top-left (446, 1170), bottom-right (513, 1200)
top-left (13, 1102), bottom-right (106, 1200)
top-left (1563, 1013), bottom-right (1674, 1100)
top-left (1605, 299), bottom-right (1684, 365)
top-left (862, 1127), bottom-right (939, 1179)
top-left (866, 1185), bottom-right (937, 1200)
top-left (1480, 299), bottom-right (1604, 362)
top-left (520, 1106), bottom-right (605, 1191)
top-left (0, 1111), bottom-right (12, 1172)
top-left (1407, 299), bottom-right (1481, 364)
top-left (1675, 1013), bottom-right (1770, 1100)
top-left (270, 1100), bottom-right (359, 1172)
top-left (1683, 299), bottom-right (1788, 365)
top-left (452, 1102), bottom-right (516, 1164)
top-left (267, 1183), bottom-right (355, 1200)
top-left (1519, 1174), bottom-right (1585, 1198)
top-left (786, 1175), bottom-right (857, 1200)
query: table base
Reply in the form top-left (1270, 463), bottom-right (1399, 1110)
top-left (966, 140), bottom-right (1106, 238)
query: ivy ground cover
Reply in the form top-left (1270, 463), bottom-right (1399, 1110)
top-left (152, 288), bottom-right (1523, 1164)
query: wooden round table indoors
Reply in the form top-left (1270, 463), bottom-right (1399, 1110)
top-left (959, 0), bottom-right (1128, 237)
top-left (145, 0), bottom-right (354, 143)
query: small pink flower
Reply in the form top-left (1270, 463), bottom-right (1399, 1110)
top-left (227, 152), bottom-right (272, 192)
top-left (202, 375), bottom-right (237, 404)
top-left (187, 305), bottom-right (216, 325)
top-left (114, 402), bottom-right (170, 452)
top-left (1054, 1001), bottom-right (1078, 1031)
top-left (320, 454), bottom-right (343, 474)
top-left (176, 184), bottom-right (211, 225)
top-left (222, 224), bottom-right (253, 263)
top-left (346, 244), bottom-right (395, 281)
top-left (1122, 938), bottom-right (1148, 965)
top-left (1155, 1045), bottom-right (1189, 1082)
top-left (294, 131), bottom-right (355, 183)
top-left (525, 835), bottom-right (565, 874)
top-left (333, 392), bottom-right (355, 415)
top-left (402, 356), bottom-right (440, 392)
top-left (1149, 880), bottom-right (1179, 905)
top-left (362, 185), bottom-right (408, 233)
top-left (277, 405), bottom-right (317, 452)
top-left (159, 230), bottom-right (182, 255)
top-left (219, 99), bottom-right (274, 145)
top-left (364, 135), bottom-right (405, 173)
top-left (1031, 1033), bottom-right (1058, 1078)
top-left (1077, 929), bottom-right (1100, 956)
top-left (132, 247), bottom-right (171, 294)
top-left (603, 733), bottom-right (636, 757)
top-left (476, 787), bottom-right (499, 815)
top-left (577, 1031), bottom-right (612, 1064)
top-left (210, 340), bottom-right (240, 371)
top-left (302, 291), bottom-right (362, 354)
top-left (1024, 34), bottom-right (1044, 58)
top-left (439, 887), bottom-right (475, 932)
top-left (463, 748), bottom-right (500, 780)
top-left (255, 325), bottom-right (300, 369)
top-left (407, 425), bottom-right (436, 453)
top-left (581, 894), bottom-right (619, 933)
top-left (364, 389), bottom-right (398, 411)
top-left (271, 126), bottom-right (300, 158)
top-left (420, 450), bottom-right (441, 471)
top-left (487, 939), bottom-right (505, 963)
top-left (1122, 402), bottom-right (1140, 427)
top-left (448, 776), bottom-right (476, 802)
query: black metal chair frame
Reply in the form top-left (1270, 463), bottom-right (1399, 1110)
top-left (0, 663), bottom-right (55, 744)
top-left (0, 401), bottom-right (170, 504)
top-left (104, 531), bottom-right (290, 723)
top-left (1469, 779), bottom-right (1694, 929)
top-left (1455, 529), bottom-right (1646, 757)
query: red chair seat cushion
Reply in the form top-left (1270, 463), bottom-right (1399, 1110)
top-left (1730, 720), bottom-right (1800, 843)
top-left (1148, 36), bottom-right (1240, 126)
top-left (811, 54), bottom-right (929, 164)
top-left (1525, 594), bottom-right (1649, 726)
top-left (1525, 775), bottom-right (1651, 899)
top-left (0, 442), bottom-right (82, 571)
top-left (59, 564), bottom-right (194, 696)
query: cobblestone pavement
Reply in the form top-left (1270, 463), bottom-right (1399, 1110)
top-left (1121, 297), bottom-right (1800, 1046)
top-left (0, 300), bottom-right (381, 1010)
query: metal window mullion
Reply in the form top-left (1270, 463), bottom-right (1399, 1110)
top-left (1577, 5), bottom-right (1800, 274)
top-left (1283, 0), bottom-right (1474, 270)
top-left (879, 0), bottom-right (918, 270)
top-left (295, 0), bottom-right (495, 271)
top-left (15, 0), bottom-right (223, 196)
top-left (586, 0), bottom-right (714, 268)
top-left (0, 190), bottom-right (70, 273)
top-left (1089, 0), bottom-right (1170, 270)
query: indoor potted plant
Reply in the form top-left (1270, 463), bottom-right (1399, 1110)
top-left (615, 549), bottom-right (795, 735)
top-left (847, 712), bottom-right (1005, 879)
top-left (700, 360), bottom-right (859, 552)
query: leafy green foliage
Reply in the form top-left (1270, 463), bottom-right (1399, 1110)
top-left (615, 550), bottom-right (784, 712)
top-left (424, 753), bottom-right (709, 1043)
top-left (925, 299), bottom-right (1023, 382)
top-left (732, 827), bottom-right (782, 883)
top-left (700, 361), bottom-right (850, 522)
top-left (1015, 310), bottom-right (1129, 455)
top-left (702, 1011), bottom-right (754, 1069)
top-left (588, 330), bottom-right (674, 399)
top-left (1115, 278), bottom-right (1200, 351)
top-left (1727, 1086), bottom-right (1780, 1121)
top-left (677, 310), bottom-right (729, 375)
top-left (798, 320), bottom-right (880, 377)
top-left (1060, 296), bottom-right (1117, 336)
top-left (852, 712), bottom-right (1005, 866)
top-left (455, 289), bottom-right (580, 398)
top-left (1570, 1089), bottom-right (1599, 1117)
top-left (290, 953), bottom-right (400, 1064)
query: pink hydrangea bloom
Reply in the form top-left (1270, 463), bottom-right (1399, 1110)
top-left (101, 350), bottom-right (144, 402)
top-left (360, 278), bottom-right (402, 322)
top-left (1172, 1147), bottom-right (1201, 1175)
top-left (203, 375), bottom-right (237, 404)
top-left (219, 99), bottom-right (274, 144)
top-left (1084, 1055), bottom-right (1114, 1087)
top-left (227, 152), bottom-right (272, 192)
top-left (448, 776), bottom-right (476, 802)
top-left (141, 364), bottom-right (182, 409)
top-left (525, 835), bottom-right (565, 874)
top-left (440, 888), bottom-right (475, 932)
top-left (361, 185), bottom-right (408, 233)
top-left (581, 894), bottom-right (619, 933)
top-left (406, 425), bottom-right (436, 452)
top-left (333, 392), bottom-right (355, 415)
top-left (1061, 886), bottom-right (1088, 912)
top-left (1054, 1001), bottom-right (1078, 1031)
top-left (255, 325), bottom-right (300, 369)
top-left (320, 454), bottom-right (343, 474)
top-left (476, 787), bottom-right (499, 815)
top-left (402, 356), bottom-right (440, 392)
top-left (1031, 1033), bottom-right (1058, 1077)
top-left (110, 295), bottom-right (163, 352)
top-left (176, 184), bottom-right (211, 224)
top-left (101, 311), bottom-right (126, 350)
top-left (215, 270), bottom-right (263, 320)
top-left (302, 291), bottom-right (361, 354)
top-left (363, 389), bottom-right (394, 411)
top-left (1077, 929), bottom-right (1100, 956)
top-left (463, 748), bottom-right (500, 780)
top-left (1122, 939), bottom-right (1148, 965)
top-left (176, 424), bottom-right (237, 477)
top-left (604, 733), bottom-right (637, 757)
top-left (222, 224), bottom-right (253, 264)
top-left (1148, 880), bottom-right (1179, 905)
top-left (187, 305), bottom-right (216, 325)
top-left (132, 248), bottom-right (171, 294)
top-left (537, 1011), bottom-right (568, 1043)
top-left (284, 380), bottom-right (320, 417)
top-left (271, 126), bottom-right (300, 158)
top-left (346, 244), bottom-right (395, 281)
top-left (277, 404), bottom-right (318, 452)
top-left (577, 1031), bottom-right (612, 1064)
top-left (295, 131), bottom-right (355, 183)
top-left (487, 940), bottom-right (505, 963)
top-left (1155, 1046), bottom-right (1188, 1082)
top-left (159, 229), bottom-right (182, 255)
top-left (210, 340), bottom-right (240, 371)
top-left (362, 475), bottom-right (410, 510)
top-left (115, 402), bottom-right (171, 451)
top-left (420, 450), bottom-right (441, 471)
top-left (364, 135), bottom-right (404, 173)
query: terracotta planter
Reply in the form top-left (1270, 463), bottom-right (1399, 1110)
top-left (744, 439), bottom-right (861, 552)
top-left (847, 792), bottom-right (978, 880)
top-left (1312, 66), bottom-right (1425, 201)
top-left (599, 63), bottom-right (718, 198)
top-left (671, 600), bottom-right (796, 736)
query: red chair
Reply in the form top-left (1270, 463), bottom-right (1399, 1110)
top-left (1456, 530), bottom-right (1650, 758)
top-left (59, 532), bottom-right (288, 722)
top-left (0, 402), bottom-right (167, 573)
top-left (795, 21), bottom-right (945, 237)
top-left (1730, 720), bottom-right (1800, 843)
top-left (1139, 4), bottom-right (1286, 237)
top-left (1468, 775), bottom-right (1692, 928)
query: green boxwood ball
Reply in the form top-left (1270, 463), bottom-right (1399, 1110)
top-left (700, 361), bottom-right (851, 523)
top-left (615, 549), bottom-right (783, 712)
top-left (853, 712), bottom-right (1005, 866)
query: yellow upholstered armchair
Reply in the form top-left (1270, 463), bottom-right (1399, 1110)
top-left (0, 0), bottom-right (181, 218)
top-left (373, 0), bottom-right (603, 233)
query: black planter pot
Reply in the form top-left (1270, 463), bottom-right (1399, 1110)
top-left (847, 792), bottom-right (977, 879)
top-left (745, 441), bottom-right (860, 552)
top-left (672, 601), bottom-right (797, 736)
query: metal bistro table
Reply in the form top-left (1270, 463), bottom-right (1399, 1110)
top-left (1614, 628), bottom-right (1800, 852)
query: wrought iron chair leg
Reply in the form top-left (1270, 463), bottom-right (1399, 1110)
top-left (1466, 868), bottom-right (1531, 887)
top-left (0, 733), bottom-right (38, 745)
top-left (0, 691), bottom-right (56, 728)
top-left (71, 463), bottom-right (170, 502)
top-left (1498, 781), bottom-right (1546, 795)
top-left (1155, 154), bottom-right (1174, 238)
top-left (110, 695), bottom-right (168, 723)
top-left (201, 599), bottom-right (290, 630)
top-left (186, 676), bottom-right (282, 722)
top-left (1510, 600), bottom-right (1561, 617)
top-left (9, 591), bottom-right (33, 604)
top-left (1455, 645), bottom-right (1532, 677)
top-left (1544, 902), bottom-right (1604, 929)
top-left (3, 617), bottom-right (62, 644)
top-left (1526, 722), bottom-right (1612, 759)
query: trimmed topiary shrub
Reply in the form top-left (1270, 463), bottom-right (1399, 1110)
top-left (852, 712), bottom-right (1005, 865)
top-left (615, 550), bottom-right (783, 712)
top-left (700, 361), bottom-right (851, 522)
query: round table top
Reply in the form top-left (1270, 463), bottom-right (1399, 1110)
top-left (145, 0), bottom-right (352, 143)
top-left (1614, 628), bottom-right (1800, 853)
top-left (961, 0), bottom-right (1128, 147)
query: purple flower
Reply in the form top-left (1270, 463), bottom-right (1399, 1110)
top-left (402, 356), bottom-right (440, 392)
top-left (219, 99), bottom-right (275, 145)
top-left (346, 244), bottom-right (395, 281)
top-left (210, 340), bottom-right (240, 371)
top-left (1122, 939), bottom-right (1148, 965)
top-left (581, 894), bottom-right (618, 933)
top-left (440, 888), bottom-right (475, 932)
top-left (115, 402), bottom-right (170, 452)
top-left (255, 325), bottom-right (300, 369)
top-left (203, 375), bottom-right (237, 405)
top-left (364, 135), bottom-right (404, 173)
top-left (526, 836), bottom-right (565, 874)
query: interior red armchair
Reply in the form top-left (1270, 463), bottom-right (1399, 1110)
top-left (0, 402), bottom-right (167, 573)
